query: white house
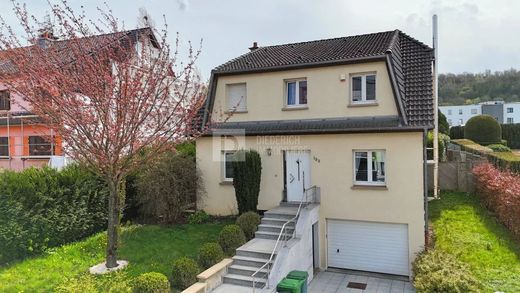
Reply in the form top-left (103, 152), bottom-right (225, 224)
top-left (440, 101), bottom-right (520, 126)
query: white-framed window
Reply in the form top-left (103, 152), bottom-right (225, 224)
top-left (227, 83), bottom-right (247, 112)
top-left (448, 119), bottom-right (452, 126)
top-left (458, 109), bottom-right (463, 115)
top-left (285, 79), bottom-right (307, 107)
top-left (222, 151), bottom-right (236, 181)
top-left (459, 119), bottom-right (463, 125)
top-left (507, 107), bottom-right (514, 113)
top-left (471, 108), bottom-right (478, 114)
top-left (507, 117), bottom-right (514, 124)
top-left (353, 150), bottom-right (386, 185)
top-left (447, 109), bottom-right (452, 115)
top-left (351, 74), bottom-right (376, 103)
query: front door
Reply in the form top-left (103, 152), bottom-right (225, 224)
top-left (285, 150), bottom-right (311, 202)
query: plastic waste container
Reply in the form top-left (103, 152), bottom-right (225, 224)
top-left (286, 270), bottom-right (309, 293)
top-left (276, 277), bottom-right (302, 293)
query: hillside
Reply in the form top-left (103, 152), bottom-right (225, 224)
top-left (439, 69), bottom-right (520, 106)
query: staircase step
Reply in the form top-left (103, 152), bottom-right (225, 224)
top-left (232, 255), bottom-right (272, 268)
top-left (263, 212), bottom-right (296, 220)
top-left (236, 248), bottom-right (273, 259)
top-left (223, 273), bottom-right (266, 288)
top-left (228, 264), bottom-right (269, 279)
top-left (258, 224), bottom-right (295, 234)
top-left (261, 217), bottom-right (296, 227)
top-left (255, 230), bottom-right (294, 240)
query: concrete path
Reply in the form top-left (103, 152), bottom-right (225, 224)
top-left (309, 271), bottom-right (415, 293)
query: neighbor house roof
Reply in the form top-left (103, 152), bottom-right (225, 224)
top-left (201, 29), bottom-right (434, 133)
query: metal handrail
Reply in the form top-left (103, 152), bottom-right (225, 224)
top-left (252, 176), bottom-right (317, 291)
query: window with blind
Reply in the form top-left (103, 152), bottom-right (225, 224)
top-left (227, 83), bottom-right (247, 112)
top-left (29, 136), bottom-right (54, 156)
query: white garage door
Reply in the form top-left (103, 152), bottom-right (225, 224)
top-left (327, 220), bottom-right (409, 276)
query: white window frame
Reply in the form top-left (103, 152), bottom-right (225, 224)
top-left (447, 109), bottom-right (452, 115)
top-left (221, 151), bottom-right (236, 182)
top-left (350, 73), bottom-right (377, 104)
top-left (458, 109), bottom-right (463, 115)
top-left (353, 150), bottom-right (386, 186)
top-left (507, 107), bottom-right (514, 113)
top-left (507, 117), bottom-right (514, 124)
top-left (226, 83), bottom-right (247, 112)
top-left (284, 78), bottom-right (307, 107)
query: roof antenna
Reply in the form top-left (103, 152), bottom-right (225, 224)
top-left (432, 14), bottom-right (439, 199)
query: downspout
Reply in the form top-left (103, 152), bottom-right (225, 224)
top-left (432, 15), bottom-right (440, 198)
top-left (423, 128), bottom-right (429, 249)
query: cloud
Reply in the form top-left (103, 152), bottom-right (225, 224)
top-left (175, 0), bottom-right (189, 11)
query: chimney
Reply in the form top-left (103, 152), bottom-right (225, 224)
top-left (249, 42), bottom-right (258, 51)
top-left (36, 31), bottom-right (57, 48)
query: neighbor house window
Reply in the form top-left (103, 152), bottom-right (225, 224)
top-left (507, 117), bottom-right (514, 124)
top-left (222, 151), bottom-right (236, 181)
top-left (285, 79), bottom-right (307, 107)
top-left (507, 107), bottom-right (514, 113)
top-left (448, 119), bottom-right (452, 126)
top-left (29, 136), bottom-right (54, 156)
top-left (0, 137), bottom-right (8, 157)
top-left (0, 90), bottom-right (10, 111)
top-left (447, 109), bottom-right (452, 115)
top-left (227, 83), bottom-right (247, 112)
top-left (354, 150), bottom-right (385, 185)
top-left (471, 108), bottom-right (478, 114)
top-left (458, 109), bottom-right (463, 115)
top-left (351, 74), bottom-right (376, 103)
top-left (459, 119), bottom-right (463, 125)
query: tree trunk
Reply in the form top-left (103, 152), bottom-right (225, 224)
top-left (106, 176), bottom-right (122, 268)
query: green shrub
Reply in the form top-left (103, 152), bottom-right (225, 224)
top-left (427, 131), bottom-right (450, 161)
top-left (487, 144), bottom-right (511, 152)
top-left (133, 272), bottom-right (170, 293)
top-left (0, 165), bottom-right (107, 265)
top-left (197, 242), bottom-right (224, 269)
top-left (136, 152), bottom-right (202, 224)
top-left (55, 274), bottom-right (98, 293)
top-left (232, 150), bottom-right (262, 213)
top-left (452, 139), bottom-right (520, 174)
top-left (413, 249), bottom-right (481, 293)
top-left (218, 224), bottom-right (246, 256)
top-left (176, 142), bottom-right (196, 159)
top-left (171, 257), bottom-right (199, 289)
top-left (464, 115), bottom-right (502, 145)
top-left (502, 123), bottom-right (520, 149)
top-left (236, 211), bottom-right (261, 240)
top-left (449, 125), bottom-right (464, 139)
top-left (438, 110), bottom-right (449, 135)
top-left (188, 210), bottom-right (210, 224)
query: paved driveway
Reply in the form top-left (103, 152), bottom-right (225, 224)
top-left (309, 271), bottom-right (415, 293)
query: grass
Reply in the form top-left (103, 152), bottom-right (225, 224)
top-left (429, 191), bottom-right (520, 292)
top-left (0, 222), bottom-right (230, 292)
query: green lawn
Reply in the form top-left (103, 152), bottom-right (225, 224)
top-left (0, 222), bottom-right (229, 292)
top-left (429, 192), bottom-right (520, 292)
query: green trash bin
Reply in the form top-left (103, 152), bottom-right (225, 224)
top-left (276, 278), bottom-right (302, 293)
top-left (287, 270), bottom-right (309, 293)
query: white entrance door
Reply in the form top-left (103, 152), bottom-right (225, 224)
top-left (285, 150), bottom-right (311, 202)
top-left (327, 220), bottom-right (409, 276)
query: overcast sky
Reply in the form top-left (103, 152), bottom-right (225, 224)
top-left (2, 0), bottom-right (519, 78)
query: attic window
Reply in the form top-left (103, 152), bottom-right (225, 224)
top-left (351, 73), bottom-right (376, 104)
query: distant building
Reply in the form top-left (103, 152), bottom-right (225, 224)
top-left (440, 101), bottom-right (520, 126)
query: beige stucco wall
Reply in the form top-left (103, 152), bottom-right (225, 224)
top-left (211, 61), bottom-right (398, 122)
top-left (196, 131), bottom-right (425, 275)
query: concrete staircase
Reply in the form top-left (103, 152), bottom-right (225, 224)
top-left (222, 206), bottom-right (299, 289)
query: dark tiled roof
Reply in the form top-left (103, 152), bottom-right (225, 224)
top-left (207, 116), bottom-right (407, 136)
top-left (202, 30), bottom-right (434, 129)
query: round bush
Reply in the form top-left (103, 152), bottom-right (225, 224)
top-left (218, 224), bottom-right (246, 256)
top-left (413, 249), bottom-right (481, 293)
top-left (487, 144), bottom-right (511, 152)
top-left (236, 211), bottom-right (261, 240)
top-left (198, 242), bottom-right (224, 269)
top-left (133, 272), bottom-right (170, 293)
top-left (171, 257), bottom-right (199, 290)
top-left (464, 115), bottom-right (501, 145)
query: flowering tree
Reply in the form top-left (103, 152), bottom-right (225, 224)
top-left (0, 1), bottom-right (206, 268)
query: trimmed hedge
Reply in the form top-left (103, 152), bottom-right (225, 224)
top-left (171, 257), bottom-right (199, 290)
top-left (449, 125), bottom-right (464, 139)
top-left (488, 144), bottom-right (511, 152)
top-left (197, 242), bottom-right (224, 269)
top-left (236, 211), bottom-right (261, 240)
top-left (464, 115), bottom-right (502, 145)
top-left (0, 165), bottom-right (107, 265)
top-left (502, 123), bottom-right (520, 149)
top-left (218, 224), bottom-right (246, 256)
top-left (413, 249), bottom-right (481, 292)
top-left (232, 150), bottom-right (262, 213)
top-left (452, 139), bottom-right (520, 173)
top-left (133, 272), bottom-right (170, 293)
